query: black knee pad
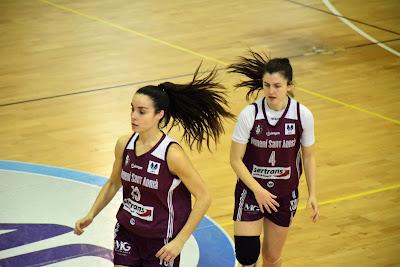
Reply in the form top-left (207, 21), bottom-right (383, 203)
top-left (234, 235), bottom-right (260, 265)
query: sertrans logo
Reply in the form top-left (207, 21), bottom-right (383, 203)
top-left (251, 165), bottom-right (291, 180)
top-left (122, 198), bottom-right (154, 221)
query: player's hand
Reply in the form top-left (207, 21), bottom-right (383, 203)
top-left (155, 238), bottom-right (184, 263)
top-left (254, 187), bottom-right (280, 214)
top-left (74, 215), bottom-right (93, 235)
top-left (307, 195), bottom-right (319, 223)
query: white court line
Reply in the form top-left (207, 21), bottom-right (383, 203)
top-left (322, 0), bottom-right (400, 57)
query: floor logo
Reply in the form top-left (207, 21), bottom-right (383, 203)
top-left (0, 160), bottom-right (235, 267)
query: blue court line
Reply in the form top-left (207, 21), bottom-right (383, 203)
top-left (0, 160), bottom-right (107, 186)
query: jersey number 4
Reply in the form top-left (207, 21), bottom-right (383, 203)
top-left (268, 151), bottom-right (276, 166)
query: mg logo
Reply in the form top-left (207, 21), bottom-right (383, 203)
top-left (244, 203), bottom-right (260, 213)
top-left (115, 240), bottom-right (131, 253)
top-left (147, 160), bottom-right (160, 175)
top-left (159, 258), bottom-right (173, 266)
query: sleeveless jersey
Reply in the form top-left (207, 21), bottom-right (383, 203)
top-left (240, 97), bottom-right (303, 197)
top-left (116, 132), bottom-right (191, 239)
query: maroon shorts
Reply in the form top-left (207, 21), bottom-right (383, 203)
top-left (233, 184), bottom-right (299, 227)
top-left (113, 222), bottom-right (181, 267)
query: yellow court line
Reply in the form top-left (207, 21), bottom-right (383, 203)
top-left (39, 0), bottom-right (399, 126)
top-left (317, 183), bottom-right (400, 206)
top-left (218, 183), bottom-right (400, 227)
top-left (39, 0), bottom-right (227, 66)
top-left (297, 86), bottom-right (400, 125)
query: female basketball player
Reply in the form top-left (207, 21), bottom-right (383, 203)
top-left (74, 65), bottom-right (234, 267)
top-left (228, 51), bottom-right (319, 267)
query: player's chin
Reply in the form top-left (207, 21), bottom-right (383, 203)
top-left (131, 124), bottom-right (140, 131)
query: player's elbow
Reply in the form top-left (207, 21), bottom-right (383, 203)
top-left (230, 157), bottom-right (244, 176)
top-left (204, 191), bottom-right (212, 209)
top-left (197, 188), bottom-right (212, 209)
top-left (105, 179), bottom-right (121, 193)
top-left (230, 155), bottom-right (241, 168)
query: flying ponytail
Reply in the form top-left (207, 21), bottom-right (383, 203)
top-left (136, 64), bottom-right (234, 151)
top-left (228, 50), bottom-right (294, 100)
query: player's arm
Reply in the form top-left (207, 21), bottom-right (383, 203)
top-left (156, 143), bottom-right (212, 262)
top-left (230, 141), bottom-right (279, 213)
top-left (74, 134), bottom-right (129, 235)
top-left (302, 144), bottom-right (319, 222)
top-left (230, 141), bottom-right (263, 193)
top-left (300, 105), bottom-right (319, 222)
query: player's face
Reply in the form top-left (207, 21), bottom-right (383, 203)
top-left (262, 72), bottom-right (293, 110)
top-left (130, 94), bottom-right (164, 133)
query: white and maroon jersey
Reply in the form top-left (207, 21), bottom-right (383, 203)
top-left (233, 97), bottom-right (314, 196)
top-left (116, 132), bottom-right (191, 239)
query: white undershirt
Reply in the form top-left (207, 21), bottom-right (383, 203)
top-left (232, 99), bottom-right (315, 147)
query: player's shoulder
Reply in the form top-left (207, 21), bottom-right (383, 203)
top-left (295, 100), bottom-right (313, 116)
top-left (166, 142), bottom-right (188, 171)
top-left (295, 102), bottom-right (314, 124)
top-left (115, 133), bottom-right (134, 151)
top-left (167, 142), bottom-right (183, 156)
top-left (240, 99), bottom-right (262, 116)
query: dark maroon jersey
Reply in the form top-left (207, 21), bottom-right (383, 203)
top-left (116, 133), bottom-right (191, 239)
top-left (240, 97), bottom-right (303, 197)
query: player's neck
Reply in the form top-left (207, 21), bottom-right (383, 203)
top-left (138, 128), bottom-right (163, 146)
top-left (266, 97), bottom-right (288, 111)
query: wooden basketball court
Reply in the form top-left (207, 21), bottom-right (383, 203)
top-left (1, 0), bottom-right (399, 266)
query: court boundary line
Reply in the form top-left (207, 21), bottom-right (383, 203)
top-left (345, 38), bottom-right (400, 49)
top-left (322, 0), bottom-right (400, 57)
top-left (37, 0), bottom-right (399, 126)
top-left (0, 69), bottom-right (222, 107)
top-left (286, 0), bottom-right (400, 36)
top-left (218, 183), bottom-right (400, 227)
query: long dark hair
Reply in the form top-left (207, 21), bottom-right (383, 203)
top-left (227, 50), bottom-right (294, 100)
top-left (136, 64), bottom-right (234, 151)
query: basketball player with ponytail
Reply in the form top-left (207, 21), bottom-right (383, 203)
top-left (228, 51), bottom-right (319, 267)
top-left (74, 64), bottom-right (234, 267)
